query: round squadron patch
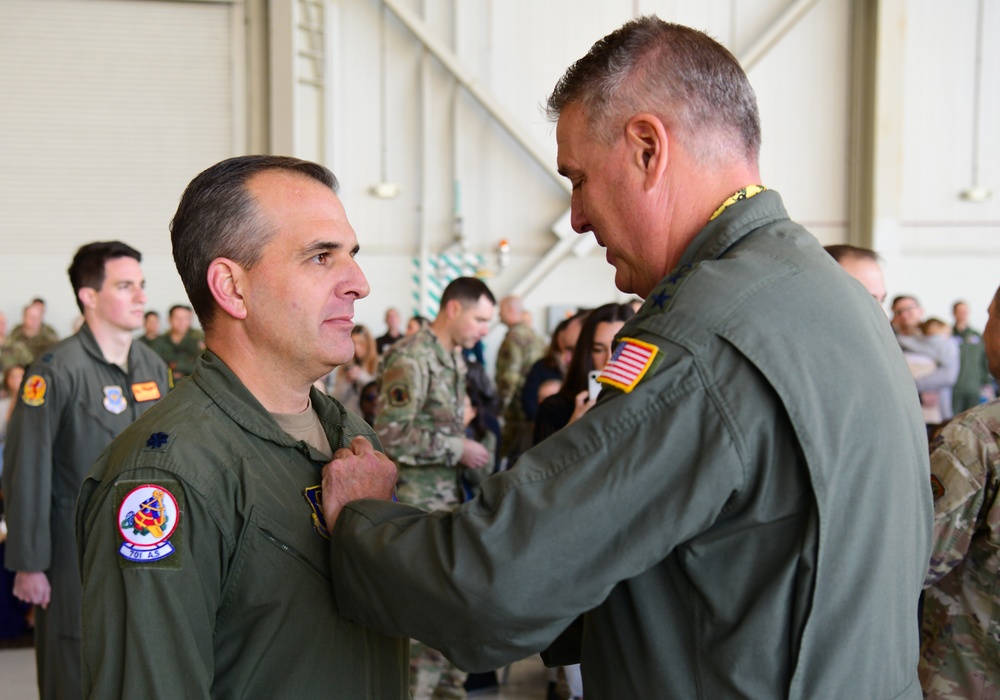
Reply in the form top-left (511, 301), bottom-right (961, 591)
top-left (387, 382), bottom-right (410, 407)
top-left (117, 484), bottom-right (180, 563)
top-left (21, 375), bottom-right (46, 406)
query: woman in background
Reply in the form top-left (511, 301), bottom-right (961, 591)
top-left (530, 302), bottom-right (634, 700)
top-left (318, 325), bottom-right (378, 415)
top-left (534, 302), bottom-right (634, 444)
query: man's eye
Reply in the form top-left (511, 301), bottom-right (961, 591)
top-left (313, 253), bottom-right (328, 264)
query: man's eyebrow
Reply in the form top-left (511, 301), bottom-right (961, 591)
top-left (302, 240), bottom-right (361, 256)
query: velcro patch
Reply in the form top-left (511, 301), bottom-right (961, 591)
top-left (387, 382), bottom-right (411, 407)
top-left (132, 381), bottom-right (161, 402)
top-left (21, 375), bottom-right (46, 406)
top-left (103, 386), bottom-right (127, 415)
top-left (115, 481), bottom-right (183, 569)
top-left (930, 474), bottom-right (945, 502)
top-left (597, 338), bottom-right (658, 393)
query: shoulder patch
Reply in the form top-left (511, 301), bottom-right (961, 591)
top-left (597, 337), bottom-right (659, 393)
top-left (116, 481), bottom-right (183, 568)
top-left (387, 382), bottom-right (411, 407)
top-left (930, 474), bottom-right (945, 502)
top-left (21, 375), bottom-right (46, 406)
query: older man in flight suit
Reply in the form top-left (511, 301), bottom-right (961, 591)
top-left (320, 18), bottom-right (932, 699)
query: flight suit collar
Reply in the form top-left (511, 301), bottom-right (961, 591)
top-left (76, 322), bottom-right (136, 375)
top-left (191, 350), bottom-right (345, 458)
top-left (677, 189), bottom-right (789, 270)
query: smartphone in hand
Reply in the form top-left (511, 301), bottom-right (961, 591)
top-left (588, 370), bottom-right (602, 401)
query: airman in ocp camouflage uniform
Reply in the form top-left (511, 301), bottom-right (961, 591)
top-left (373, 277), bottom-right (496, 700)
top-left (495, 297), bottom-right (545, 462)
top-left (376, 325), bottom-right (468, 510)
top-left (920, 399), bottom-right (1000, 698)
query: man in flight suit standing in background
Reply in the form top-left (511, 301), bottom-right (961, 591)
top-left (3, 241), bottom-right (168, 700)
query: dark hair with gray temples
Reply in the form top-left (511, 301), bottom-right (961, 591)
top-left (546, 16), bottom-right (761, 164)
top-left (169, 155), bottom-right (338, 331)
top-left (68, 241), bottom-right (142, 314)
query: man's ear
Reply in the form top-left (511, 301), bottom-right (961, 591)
top-left (207, 258), bottom-right (248, 321)
top-left (77, 287), bottom-right (97, 311)
top-left (444, 298), bottom-right (463, 320)
top-left (625, 114), bottom-right (668, 190)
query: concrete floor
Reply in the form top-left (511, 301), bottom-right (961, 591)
top-left (0, 647), bottom-right (552, 699)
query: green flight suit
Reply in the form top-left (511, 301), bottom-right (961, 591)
top-left (76, 351), bottom-right (408, 699)
top-left (328, 190), bottom-right (933, 698)
top-left (952, 326), bottom-right (991, 415)
top-left (2, 323), bottom-right (168, 700)
top-left (149, 329), bottom-right (204, 385)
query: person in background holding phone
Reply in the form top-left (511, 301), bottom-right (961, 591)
top-left (525, 302), bottom-right (632, 700)
top-left (533, 303), bottom-right (634, 448)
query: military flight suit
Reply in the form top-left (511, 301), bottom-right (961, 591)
top-left (329, 190), bottom-right (933, 699)
top-left (920, 400), bottom-right (1000, 698)
top-left (2, 323), bottom-right (168, 700)
top-left (76, 351), bottom-right (408, 699)
top-left (150, 329), bottom-right (204, 385)
top-left (952, 326), bottom-right (991, 415)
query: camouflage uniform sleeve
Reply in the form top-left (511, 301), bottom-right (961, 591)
top-left (924, 416), bottom-right (995, 587)
top-left (374, 351), bottom-right (464, 468)
top-left (495, 335), bottom-right (524, 414)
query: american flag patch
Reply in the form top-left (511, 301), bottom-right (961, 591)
top-left (597, 337), bottom-right (658, 393)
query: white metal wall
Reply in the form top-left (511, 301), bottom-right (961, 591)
top-left (0, 0), bottom-right (239, 333)
top-left (0, 0), bottom-right (997, 340)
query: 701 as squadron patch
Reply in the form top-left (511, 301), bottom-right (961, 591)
top-left (117, 483), bottom-right (181, 565)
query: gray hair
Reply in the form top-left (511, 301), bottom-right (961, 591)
top-left (546, 17), bottom-right (760, 164)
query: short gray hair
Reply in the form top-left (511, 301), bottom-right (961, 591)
top-left (546, 17), bottom-right (760, 164)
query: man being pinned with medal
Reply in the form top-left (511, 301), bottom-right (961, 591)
top-left (76, 156), bottom-right (407, 698)
top-left (3, 241), bottom-right (168, 700)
